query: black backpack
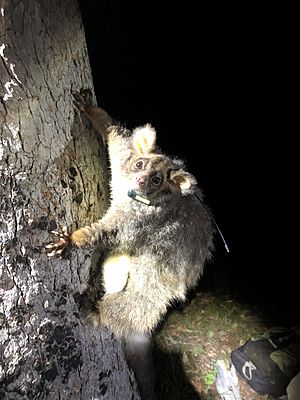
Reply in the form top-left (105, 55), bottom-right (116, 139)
top-left (231, 327), bottom-right (300, 398)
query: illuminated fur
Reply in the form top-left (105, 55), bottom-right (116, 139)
top-left (49, 89), bottom-right (215, 338)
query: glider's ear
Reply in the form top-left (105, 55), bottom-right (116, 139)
top-left (169, 170), bottom-right (197, 193)
top-left (132, 124), bottom-right (157, 155)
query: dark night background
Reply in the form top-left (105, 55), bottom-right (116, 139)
top-left (78, 2), bottom-right (297, 325)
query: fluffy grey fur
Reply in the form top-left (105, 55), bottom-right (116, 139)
top-left (48, 89), bottom-right (215, 338)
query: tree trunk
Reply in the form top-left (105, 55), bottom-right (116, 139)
top-left (0, 1), bottom-right (140, 398)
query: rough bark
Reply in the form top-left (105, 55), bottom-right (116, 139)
top-left (0, 1), bottom-right (139, 399)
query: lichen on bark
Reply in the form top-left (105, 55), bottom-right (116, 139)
top-left (0, 1), bottom-right (139, 398)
